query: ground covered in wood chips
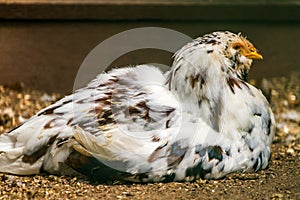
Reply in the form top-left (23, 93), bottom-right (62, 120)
top-left (0, 74), bottom-right (299, 200)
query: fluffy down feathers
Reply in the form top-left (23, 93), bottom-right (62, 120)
top-left (0, 31), bottom-right (275, 182)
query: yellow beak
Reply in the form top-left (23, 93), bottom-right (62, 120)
top-left (245, 51), bottom-right (263, 59)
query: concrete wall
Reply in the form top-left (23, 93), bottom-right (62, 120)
top-left (0, 1), bottom-right (299, 93)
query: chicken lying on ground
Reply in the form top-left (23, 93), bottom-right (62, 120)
top-left (0, 31), bottom-right (275, 182)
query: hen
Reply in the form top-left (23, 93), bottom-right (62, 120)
top-left (0, 31), bottom-right (275, 182)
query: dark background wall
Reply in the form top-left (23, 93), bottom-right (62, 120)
top-left (0, 0), bottom-right (299, 93)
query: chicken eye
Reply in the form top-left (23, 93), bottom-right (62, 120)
top-left (233, 45), bottom-right (240, 50)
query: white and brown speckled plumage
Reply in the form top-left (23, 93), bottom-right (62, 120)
top-left (0, 31), bottom-right (275, 182)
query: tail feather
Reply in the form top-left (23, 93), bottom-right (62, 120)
top-left (0, 133), bottom-right (43, 175)
top-left (0, 115), bottom-right (73, 175)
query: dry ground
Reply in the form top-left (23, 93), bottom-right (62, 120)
top-left (0, 74), bottom-right (299, 199)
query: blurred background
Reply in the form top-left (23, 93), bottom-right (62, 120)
top-left (0, 0), bottom-right (299, 93)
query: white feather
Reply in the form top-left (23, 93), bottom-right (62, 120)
top-left (0, 31), bottom-right (275, 182)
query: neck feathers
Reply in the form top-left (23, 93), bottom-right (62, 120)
top-left (166, 47), bottom-right (230, 131)
top-left (167, 47), bottom-right (227, 102)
